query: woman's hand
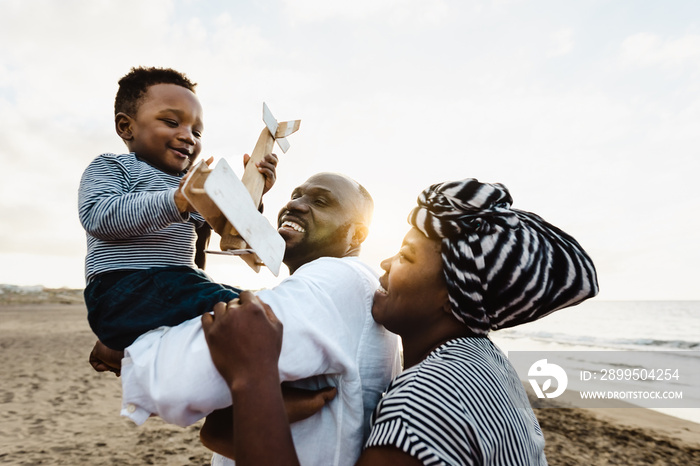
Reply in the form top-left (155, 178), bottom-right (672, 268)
top-left (201, 291), bottom-right (283, 389)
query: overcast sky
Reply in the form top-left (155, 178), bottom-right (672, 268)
top-left (1, 0), bottom-right (699, 300)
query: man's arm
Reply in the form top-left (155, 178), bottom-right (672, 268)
top-left (118, 258), bottom-right (387, 427)
top-left (199, 385), bottom-right (337, 459)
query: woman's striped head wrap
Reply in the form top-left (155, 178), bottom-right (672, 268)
top-left (408, 179), bottom-right (598, 335)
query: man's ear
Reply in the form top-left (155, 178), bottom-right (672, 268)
top-left (115, 112), bottom-right (134, 142)
top-left (351, 223), bottom-right (369, 248)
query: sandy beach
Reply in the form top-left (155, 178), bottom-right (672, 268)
top-left (1, 291), bottom-right (698, 465)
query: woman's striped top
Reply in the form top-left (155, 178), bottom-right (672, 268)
top-left (366, 337), bottom-right (547, 465)
top-left (78, 153), bottom-right (203, 283)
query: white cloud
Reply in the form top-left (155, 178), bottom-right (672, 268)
top-left (282, 0), bottom-right (449, 27)
top-left (620, 32), bottom-right (700, 68)
top-left (547, 28), bottom-right (574, 57)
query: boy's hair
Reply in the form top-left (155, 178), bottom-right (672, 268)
top-left (114, 67), bottom-right (197, 116)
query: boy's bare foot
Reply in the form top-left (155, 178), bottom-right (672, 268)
top-left (89, 340), bottom-right (124, 376)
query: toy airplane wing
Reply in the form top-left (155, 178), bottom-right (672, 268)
top-left (182, 159), bottom-right (285, 276)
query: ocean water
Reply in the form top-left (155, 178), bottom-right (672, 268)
top-left (489, 300), bottom-right (700, 424)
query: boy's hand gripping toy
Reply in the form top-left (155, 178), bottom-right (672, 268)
top-left (181, 103), bottom-right (300, 275)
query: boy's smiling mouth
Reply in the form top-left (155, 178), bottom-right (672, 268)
top-left (171, 147), bottom-right (192, 157)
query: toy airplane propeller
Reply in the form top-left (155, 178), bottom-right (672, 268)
top-left (181, 103), bottom-right (300, 276)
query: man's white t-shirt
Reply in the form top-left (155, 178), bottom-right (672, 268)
top-left (120, 256), bottom-right (402, 466)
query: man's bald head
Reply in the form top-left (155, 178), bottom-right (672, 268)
top-left (277, 173), bottom-right (374, 274)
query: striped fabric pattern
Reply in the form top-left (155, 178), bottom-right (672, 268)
top-left (366, 337), bottom-right (547, 465)
top-left (408, 179), bottom-right (598, 335)
top-left (78, 153), bottom-right (203, 283)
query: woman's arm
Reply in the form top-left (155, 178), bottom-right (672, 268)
top-left (355, 447), bottom-right (424, 465)
top-left (201, 292), bottom-right (299, 465)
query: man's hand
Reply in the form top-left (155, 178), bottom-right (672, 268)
top-left (175, 155), bottom-right (214, 213)
top-left (243, 153), bottom-right (279, 195)
top-left (89, 341), bottom-right (124, 376)
top-left (281, 384), bottom-right (338, 423)
top-left (201, 291), bottom-right (283, 389)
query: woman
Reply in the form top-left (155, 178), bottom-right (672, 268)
top-left (202, 178), bottom-right (599, 465)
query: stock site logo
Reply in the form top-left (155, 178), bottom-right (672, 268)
top-left (528, 359), bottom-right (568, 398)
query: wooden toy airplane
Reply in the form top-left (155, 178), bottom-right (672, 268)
top-left (181, 103), bottom-right (301, 275)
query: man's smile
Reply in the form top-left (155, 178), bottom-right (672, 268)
top-left (279, 220), bottom-right (306, 233)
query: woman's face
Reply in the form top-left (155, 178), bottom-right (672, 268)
top-left (372, 227), bottom-right (450, 337)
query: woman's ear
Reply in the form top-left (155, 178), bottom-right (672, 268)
top-left (115, 112), bottom-right (134, 142)
top-left (441, 299), bottom-right (453, 316)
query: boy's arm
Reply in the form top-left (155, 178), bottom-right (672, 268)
top-left (194, 223), bottom-right (212, 269)
top-left (78, 155), bottom-right (189, 240)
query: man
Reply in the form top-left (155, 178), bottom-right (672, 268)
top-left (98, 172), bottom-right (401, 466)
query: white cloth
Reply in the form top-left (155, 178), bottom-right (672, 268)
top-left (120, 256), bottom-right (402, 466)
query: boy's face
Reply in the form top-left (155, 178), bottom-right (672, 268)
top-left (117, 83), bottom-right (203, 174)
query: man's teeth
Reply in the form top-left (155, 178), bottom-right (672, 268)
top-left (377, 285), bottom-right (388, 295)
top-left (281, 221), bottom-right (305, 233)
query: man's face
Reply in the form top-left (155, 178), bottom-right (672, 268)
top-left (277, 173), bottom-right (364, 273)
top-left (121, 83), bottom-right (203, 174)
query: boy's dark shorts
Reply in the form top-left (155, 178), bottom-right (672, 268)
top-left (85, 266), bottom-right (240, 350)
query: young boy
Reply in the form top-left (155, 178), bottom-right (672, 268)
top-left (78, 67), bottom-right (278, 350)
